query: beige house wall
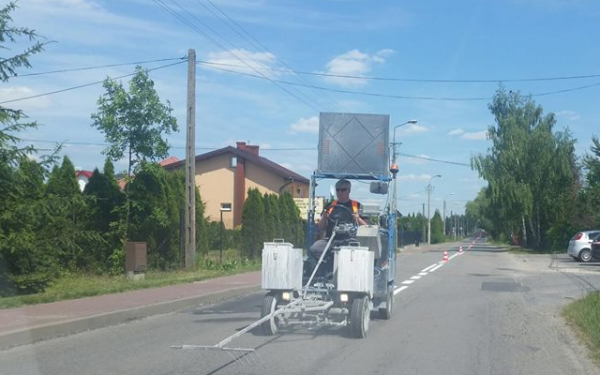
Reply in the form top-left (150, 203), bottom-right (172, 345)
top-left (245, 161), bottom-right (310, 198)
top-left (245, 161), bottom-right (284, 196)
top-left (194, 153), bottom-right (235, 228)
top-left (173, 151), bottom-right (310, 229)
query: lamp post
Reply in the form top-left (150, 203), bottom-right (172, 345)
top-left (391, 120), bottom-right (418, 167)
top-left (390, 121), bottom-right (417, 211)
top-left (390, 120), bottom-right (417, 231)
top-left (427, 174), bottom-right (442, 245)
top-left (443, 193), bottom-right (454, 236)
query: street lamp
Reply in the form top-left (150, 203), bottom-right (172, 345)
top-left (391, 120), bottom-right (418, 166)
top-left (443, 193), bottom-right (454, 236)
top-left (427, 174), bottom-right (442, 245)
top-left (390, 120), bottom-right (417, 234)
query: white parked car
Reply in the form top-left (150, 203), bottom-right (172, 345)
top-left (567, 230), bottom-right (600, 262)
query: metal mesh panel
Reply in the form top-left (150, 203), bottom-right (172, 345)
top-left (317, 113), bottom-right (390, 175)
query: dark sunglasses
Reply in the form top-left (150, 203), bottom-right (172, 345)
top-left (336, 188), bottom-right (348, 192)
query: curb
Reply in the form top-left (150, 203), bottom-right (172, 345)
top-left (0, 284), bottom-right (261, 350)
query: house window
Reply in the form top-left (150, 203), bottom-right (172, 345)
top-left (220, 203), bottom-right (232, 212)
top-left (230, 157), bottom-right (237, 168)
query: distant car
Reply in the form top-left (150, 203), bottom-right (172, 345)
top-left (590, 233), bottom-right (600, 260)
top-left (567, 230), bottom-right (600, 262)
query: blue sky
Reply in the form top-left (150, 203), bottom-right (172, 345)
top-left (5, 0), bottom-right (599, 216)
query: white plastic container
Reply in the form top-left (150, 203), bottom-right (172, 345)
top-left (335, 246), bottom-right (374, 296)
top-left (261, 242), bottom-right (303, 290)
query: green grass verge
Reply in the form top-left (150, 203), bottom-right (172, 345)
top-left (563, 292), bottom-right (600, 365)
top-left (487, 238), bottom-right (564, 255)
top-left (0, 251), bottom-right (261, 310)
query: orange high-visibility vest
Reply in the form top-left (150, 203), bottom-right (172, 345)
top-left (327, 200), bottom-right (358, 215)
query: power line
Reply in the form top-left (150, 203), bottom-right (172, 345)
top-left (398, 152), bottom-right (471, 167)
top-left (152, 0), bottom-right (321, 112)
top-left (18, 139), bottom-right (316, 151)
top-left (0, 60), bottom-right (186, 105)
top-left (19, 54), bottom-right (600, 87)
top-left (20, 138), bottom-right (470, 166)
top-left (198, 0), bottom-right (343, 112)
top-left (206, 64), bottom-right (600, 101)
top-left (193, 60), bottom-right (600, 83)
top-left (15, 57), bottom-right (187, 78)
top-left (204, 65), bottom-right (490, 101)
top-left (530, 81), bottom-right (600, 97)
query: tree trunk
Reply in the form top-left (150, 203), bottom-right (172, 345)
top-left (521, 215), bottom-right (528, 247)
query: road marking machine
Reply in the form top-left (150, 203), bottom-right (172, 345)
top-left (173, 112), bottom-right (400, 363)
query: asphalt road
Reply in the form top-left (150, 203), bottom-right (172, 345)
top-left (2, 239), bottom-right (600, 375)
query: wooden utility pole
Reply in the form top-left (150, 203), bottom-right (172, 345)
top-left (184, 49), bottom-right (196, 270)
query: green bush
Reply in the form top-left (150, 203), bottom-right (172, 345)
top-left (10, 272), bottom-right (55, 295)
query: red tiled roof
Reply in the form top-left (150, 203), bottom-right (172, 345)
top-left (164, 146), bottom-right (309, 184)
top-left (159, 156), bottom-right (179, 167)
top-left (76, 170), bottom-right (93, 178)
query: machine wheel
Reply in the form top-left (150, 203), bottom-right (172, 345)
top-left (261, 293), bottom-right (279, 335)
top-left (579, 249), bottom-right (592, 263)
top-left (378, 287), bottom-right (394, 320)
top-left (350, 296), bottom-right (370, 338)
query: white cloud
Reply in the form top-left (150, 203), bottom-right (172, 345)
top-left (461, 131), bottom-right (488, 140)
top-left (202, 49), bottom-right (280, 78)
top-left (290, 116), bottom-right (319, 134)
top-left (320, 49), bottom-right (394, 87)
top-left (448, 128), bottom-right (465, 136)
top-left (371, 49), bottom-right (395, 63)
top-left (555, 110), bottom-right (580, 121)
top-left (0, 86), bottom-right (53, 110)
top-left (396, 124), bottom-right (429, 135)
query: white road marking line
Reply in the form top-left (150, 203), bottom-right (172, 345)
top-left (418, 272), bottom-right (428, 276)
top-left (429, 264), bottom-right (444, 272)
top-left (410, 276), bottom-right (421, 280)
top-left (393, 286), bottom-right (408, 295)
top-left (401, 280), bottom-right (415, 285)
top-left (421, 264), bottom-right (438, 273)
top-left (449, 252), bottom-right (460, 260)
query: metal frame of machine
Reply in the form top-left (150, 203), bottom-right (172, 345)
top-left (172, 112), bottom-right (398, 359)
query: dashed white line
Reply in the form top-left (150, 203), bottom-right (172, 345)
top-left (393, 286), bottom-right (408, 295)
top-left (418, 272), bottom-right (428, 276)
top-left (410, 276), bottom-right (421, 280)
top-left (421, 264), bottom-right (438, 273)
top-left (429, 264), bottom-right (444, 272)
top-left (449, 252), bottom-right (461, 260)
top-left (401, 280), bottom-right (415, 285)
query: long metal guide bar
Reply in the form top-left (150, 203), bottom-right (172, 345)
top-left (172, 230), bottom-right (341, 364)
top-left (171, 299), bottom-right (304, 364)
